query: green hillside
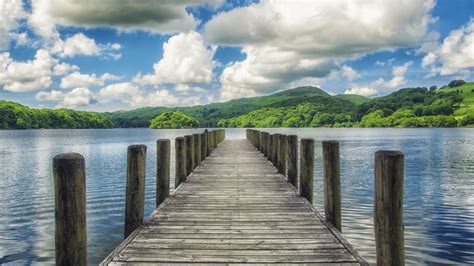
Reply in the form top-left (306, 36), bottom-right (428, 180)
top-left (0, 101), bottom-right (113, 129)
top-left (104, 86), bottom-right (329, 127)
top-left (335, 94), bottom-right (369, 105)
top-left (440, 82), bottom-right (474, 117)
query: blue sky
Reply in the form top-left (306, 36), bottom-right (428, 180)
top-left (0, 0), bottom-right (473, 111)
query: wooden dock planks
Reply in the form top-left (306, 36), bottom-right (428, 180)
top-left (102, 140), bottom-right (366, 265)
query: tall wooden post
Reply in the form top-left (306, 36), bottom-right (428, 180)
top-left (156, 140), bottom-right (170, 208)
top-left (175, 137), bottom-right (186, 187)
top-left (375, 150), bottom-right (405, 266)
top-left (287, 135), bottom-right (298, 188)
top-left (261, 132), bottom-right (267, 157)
top-left (268, 134), bottom-right (274, 161)
top-left (200, 133), bottom-right (206, 162)
top-left (193, 133), bottom-right (200, 169)
top-left (272, 133), bottom-right (280, 166)
top-left (205, 130), bottom-right (211, 156)
top-left (124, 145), bottom-right (147, 238)
top-left (53, 153), bottom-right (87, 265)
top-left (278, 134), bottom-right (288, 176)
top-left (185, 135), bottom-right (194, 176)
top-left (322, 141), bottom-right (341, 232)
top-left (300, 138), bottom-right (314, 203)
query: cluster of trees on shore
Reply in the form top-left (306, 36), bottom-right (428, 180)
top-left (0, 101), bottom-right (113, 129)
top-left (149, 112), bottom-right (199, 129)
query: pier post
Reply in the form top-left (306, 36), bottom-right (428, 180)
top-left (185, 135), bottom-right (194, 176)
top-left (264, 132), bottom-right (270, 158)
top-left (278, 134), bottom-right (287, 176)
top-left (156, 140), bottom-right (170, 207)
top-left (175, 137), bottom-right (186, 187)
top-left (200, 133), bottom-right (206, 162)
top-left (272, 134), bottom-right (280, 166)
top-left (375, 150), bottom-right (405, 266)
top-left (268, 134), bottom-right (273, 160)
top-left (261, 132), bottom-right (268, 157)
top-left (125, 145), bottom-right (147, 238)
top-left (53, 153), bottom-right (87, 265)
top-left (287, 135), bottom-right (298, 188)
top-left (322, 141), bottom-right (341, 232)
top-left (206, 130), bottom-right (211, 156)
top-left (213, 130), bottom-right (217, 148)
top-left (300, 138), bottom-right (314, 203)
top-left (193, 133), bottom-right (200, 169)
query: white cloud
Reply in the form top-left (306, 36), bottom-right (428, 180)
top-left (421, 20), bottom-right (474, 75)
top-left (98, 82), bottom-right (139, 99)
top-left (36, 87), bottom-right (95, 107)
top-left (0, 49), bottom-right (57, 92)
top-left (53, 62), bottom-right (79, 76)
top-left (0, 0), bottom-right (26, 50)
top-left (9, 32), bottom-right (29, 46)
top-left (60, 71), bottom-right (119, 89)
top-left (129, 89), bottom-right (180, 107)
top-left (52, 33), bottom-right (100, 58)
top-left (375, 58), bottom-right (395, 67)
top-left (344, 86), bottom-right (378, 97)
top-left (135, 31), bottom-right (216, 86)
top-left (372, 61), bottom-right (413, 89)
top-left (204, 0), bottom-right (435, 100)
top-left (341, 65), bottom-right (360, 81)
top-left (28, 0), bottom-right (222, 39)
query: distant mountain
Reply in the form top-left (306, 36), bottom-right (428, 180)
top-left (335, 94), bottom-right (370, 105)
top-left (104, 86), bottom-right (331, 127)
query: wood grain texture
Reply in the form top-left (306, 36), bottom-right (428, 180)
top-left (156, 140), bottom-right (170, 207)
top-left (185, 135), bottom-right (194, 176)
top-left (323, 140), bottom-right (341, 232)
top-left (102, 140), bottom-right (366, 265)
top-left (53, 153), bottom-right (87, 265)
top-left (175, 137), bottom-right (186, 188)
top-left (287, 134), bottom-right (298, 188)
top-left (300, 138), bottom-right (314, 204)
top-left (125, 145), bottom-right (146, 238)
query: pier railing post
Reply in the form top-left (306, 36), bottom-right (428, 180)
top-left (272, 133), bottom-right (280, 166)
top-left (200, 132), bottom-right (206, 162)
top-left (375, 150), bottom-right (405, 266)
top-left (193, 133), bottom-right (200, 169)
top-left (206, 130), bottom-right (211, 156)
top-left (175, 137), bottom-right (186, 187)
top-left (156, 140), bottom-right (170, 207)
top-left (287, 135), bottom-right (298, 188)
top-left (278, 134), bottom-right (288, 176)
top-left (125, 145), bottom-right (147, 238)
top-left (53, 153), bottom-right (87, 265)
top-left (185, 135), bottom-right (194, 176)
top-left (300, 138), bottom-right (314, 203)
top-left (261, 132), bottom-right (268, 156)
top-left (322, 141), bottom-right (341, 232)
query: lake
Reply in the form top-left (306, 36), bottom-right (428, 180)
top-left (0, 128), bottom-right (473, 265)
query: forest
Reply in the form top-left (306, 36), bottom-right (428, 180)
top-left (1, 81), bottom-right (473, 129)
top-left (0, 101), bottom-right (113, 129)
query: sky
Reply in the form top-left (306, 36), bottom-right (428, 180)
top-left (0, 0), bottom-right (473, 111)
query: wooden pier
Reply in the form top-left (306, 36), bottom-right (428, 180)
top-left (53, 129), bottom-right (405, 265)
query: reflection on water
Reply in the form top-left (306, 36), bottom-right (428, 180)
top-left (0, 128), bottom-right (473, 264)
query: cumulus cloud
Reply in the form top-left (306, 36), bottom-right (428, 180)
top-left (60, 71), bottom-right (119, 89)
top-left (36, 87), bottom-right (95, 107)
top-left (51, 33), bottom-right (100, 57)
top-left (372, 61), bottom-right (413, 89)
top-left (341, 65), bottom-right (360, 81)
top-left (344, 86), bottom-right (378, 97)
top-left (135, 31), bottom-right (216, 86)
top-left (421, 19), bottom-right (474, 75)
top-left (0, 0), bottom-right (26, 50)
top-left (204, 0), bottom-right (435, 100)
top-left (98, 82), bottom-right (139, 99)
top-left (28, 0), bottom-right (222, 39)
top-left (0, 49), bottom-right (57, 92)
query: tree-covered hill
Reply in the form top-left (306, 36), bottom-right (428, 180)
top-left (149, 112), bottom-right (199, 129)
top-left (0, 101), bottom-right (113, 129)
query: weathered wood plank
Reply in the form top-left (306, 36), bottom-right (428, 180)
top-left (102, 139), bottom-right (366, 265)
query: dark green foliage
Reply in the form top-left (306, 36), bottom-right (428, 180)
top-left (149, 112), bottom-right (199, 129)
top-left (334, 94), bottom-right (370, 105)
top-left (0, 101), bottom-right (113, 129)
top-left (448, 79), bottom-right (466, 87)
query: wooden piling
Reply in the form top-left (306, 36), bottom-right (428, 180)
top-left (278, 134), bottom-right (288, 175)
top-left (322, 141), bottom-right (341, 232)
top-left (268, 134), bottom-right (273, 160)
top-left (156, 140), bottom-right (170, 208)
top-left (300, 138), bottom-right (314, 203)
top-left (261, 132), bottom-right (268, 157)
top-left (175, 137), bottom-right (186, 187)
top-left (287, 135), bottom-right (298, 188)
top-left (200, 133), bottom-right (206, 162)
top-left (193, 133), bottom-right (200, 169)
top-left (205, 130), bottom-right (211, 156)
top-left (375, 150), bottom-right (405, 266)
top-left (53, 153), bottom-right (87, 265)
top-left (124, 145), bottom-right (147, 238)
top-left (185, 135), bottom-right (194, 176)
top-left (272, 134), bottom-right (280, 166)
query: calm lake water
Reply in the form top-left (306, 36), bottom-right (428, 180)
top-left (0, 128), bottom-right (473, 265)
